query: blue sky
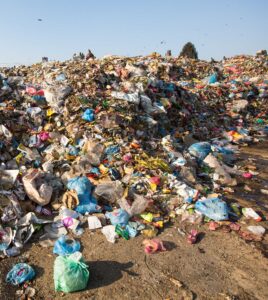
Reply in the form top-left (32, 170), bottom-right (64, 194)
top-left (1, 0), bottom-right (267, 66)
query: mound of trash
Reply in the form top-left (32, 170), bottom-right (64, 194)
top-left (0, 51), bottom-right (267, 291)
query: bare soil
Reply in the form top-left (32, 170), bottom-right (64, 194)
top-left (1, 141), bottom-right (268, 300)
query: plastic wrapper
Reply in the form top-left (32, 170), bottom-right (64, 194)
top-left (105, 209), bottom-right (130, 226)
top-left (188, 142), bottom-right (212, 161)
top-left (6, 263), bottom-right (35, 285)
top-left (22, 169), bottom-right (53, 206)
top-left (94, 181), bottom-right (124, 204)
top-left (67, 176), bottom-right (100, 214)
top-left (82, 108), bottom-right (94, 122)
top-left (101, 225), bottom-right (118, 243)
top-left (203, 153), bottom-right (237, 186)
top-left (195, 198), bottom-right (228, 221)
top-left (111, 91), bottom-right (140, 104)
top-left (118, 194), bottom-right (149, 216)
top-left (53, 236), bottom-right (81, 256)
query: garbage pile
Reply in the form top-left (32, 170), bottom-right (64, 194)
top-left (0, 51), bottom-right (268, 290)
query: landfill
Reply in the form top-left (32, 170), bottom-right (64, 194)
top-left (0, 51), bottom-right (268, 295)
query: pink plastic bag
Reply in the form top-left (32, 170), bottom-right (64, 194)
top-left (142, 239), bottom-right (166, 254)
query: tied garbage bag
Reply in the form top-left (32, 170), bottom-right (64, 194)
top-left (188, 142), bottom-right (212, 161)
top-left (105, 209), bottom-right (130, 226)
top-left (82, 108), bottom-right (94, 122)
top-left (195, 198), bottom-right (228, 221)
top-left (53, 236), bottom-right (81, 256)
top-left (6, 263), bottom-right (35, 285)
top-left (54, 251), bottom-right (89, 293)
top-left (67, 176), bottom-right (100, 214)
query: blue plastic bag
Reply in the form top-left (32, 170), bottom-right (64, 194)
top-left (212, 145), bottom-right (234, 155)
top-left (105, 145), bottom-right (120, 156)
top-left (67, 176), bottom-right (100, 214)
top-left (106, 209), bottom-right (130, 226)
top-left (208, 73), bottom-right (217, 84)
top-left (32, 95), bottom-right (46, 102)
top-left (56, 73), bottom-right (66, 81)
top-left (126, 223), bottom-right (138, 238)
top-left (53, 236), bottom-right (81, 256)
top-left (188, 142), bottom-right (212, 161)
top-left (75, 202), bottom-right (101, 214)
top-left (6, 263), bottom-right (35, 285)
top-left (68, 145), bottom-right (79, 156)
top-left (82, 109), bottom-right (94, 122)
top-left (195, 198), bottom-right (228, 221)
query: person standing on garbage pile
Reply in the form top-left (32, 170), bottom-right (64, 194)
top-left (212, 66), bottom-right (224, 82)
top-left (86, 49), bottom-right (95, 60)
top-left (165, 50), bottom-right (172, 57)
top-left (79, 52), bottom-right (85, 59)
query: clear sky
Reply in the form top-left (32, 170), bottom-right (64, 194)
top-left (1, 0), bottom-right (267, 66)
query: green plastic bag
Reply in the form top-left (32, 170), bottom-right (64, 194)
top-left (54, 251), bottom-right (89, 293)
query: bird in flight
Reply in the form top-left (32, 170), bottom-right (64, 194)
top-left (37, 19), bottom-right (43, 21)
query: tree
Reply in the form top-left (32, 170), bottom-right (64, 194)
top-left (180, 42), bottom-right (198, 59)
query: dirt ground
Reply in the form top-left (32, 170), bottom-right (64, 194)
top-left (1, 141), bottom-right (268, 300)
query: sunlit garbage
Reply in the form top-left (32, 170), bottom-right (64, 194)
top-left (22, 169), bottom-right (53, 206)
top-left (54, 251), bottom-right (89, 293)
top-left (87, 216), bottom-right (102, 230)
top-left (105, 209), bottom-right (130, 226)
top-left (118, 194), bottom-right (149, 216)
top-left (188, 142), bottom-right (212, 161)
top-left (0, 49), bottom-right (267, 262)
top-left (203, 153), bottom-right (237, 186)
top-left (187, 229), bottom-right (199, 244)
top-left (101, 225), bottom-right (119, 243)
top-left (0, 226), bottom-right (12, 251)
top-left (67, 176), bottom-right (101, 214)
top-left (195, 198), bottom-right (229, 221)
top-left (208, 73), bottom-right (218, 84)
top-left (43, 84), bottom-right (72, 108)
top-left (6, 263), bottom-right (35, 285)
top-left (242, 208), bottom-right (262, 221)
top-left (142, 239), bottom-right (166, 254)
top-left (94, 181), bottom-right (124, 204)
top-left (247, 226), bottom-right (265, 236)
top-left (82, 108), bottom-right (95, 122)
top-left (53, 236), bottom-right (81, 256)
